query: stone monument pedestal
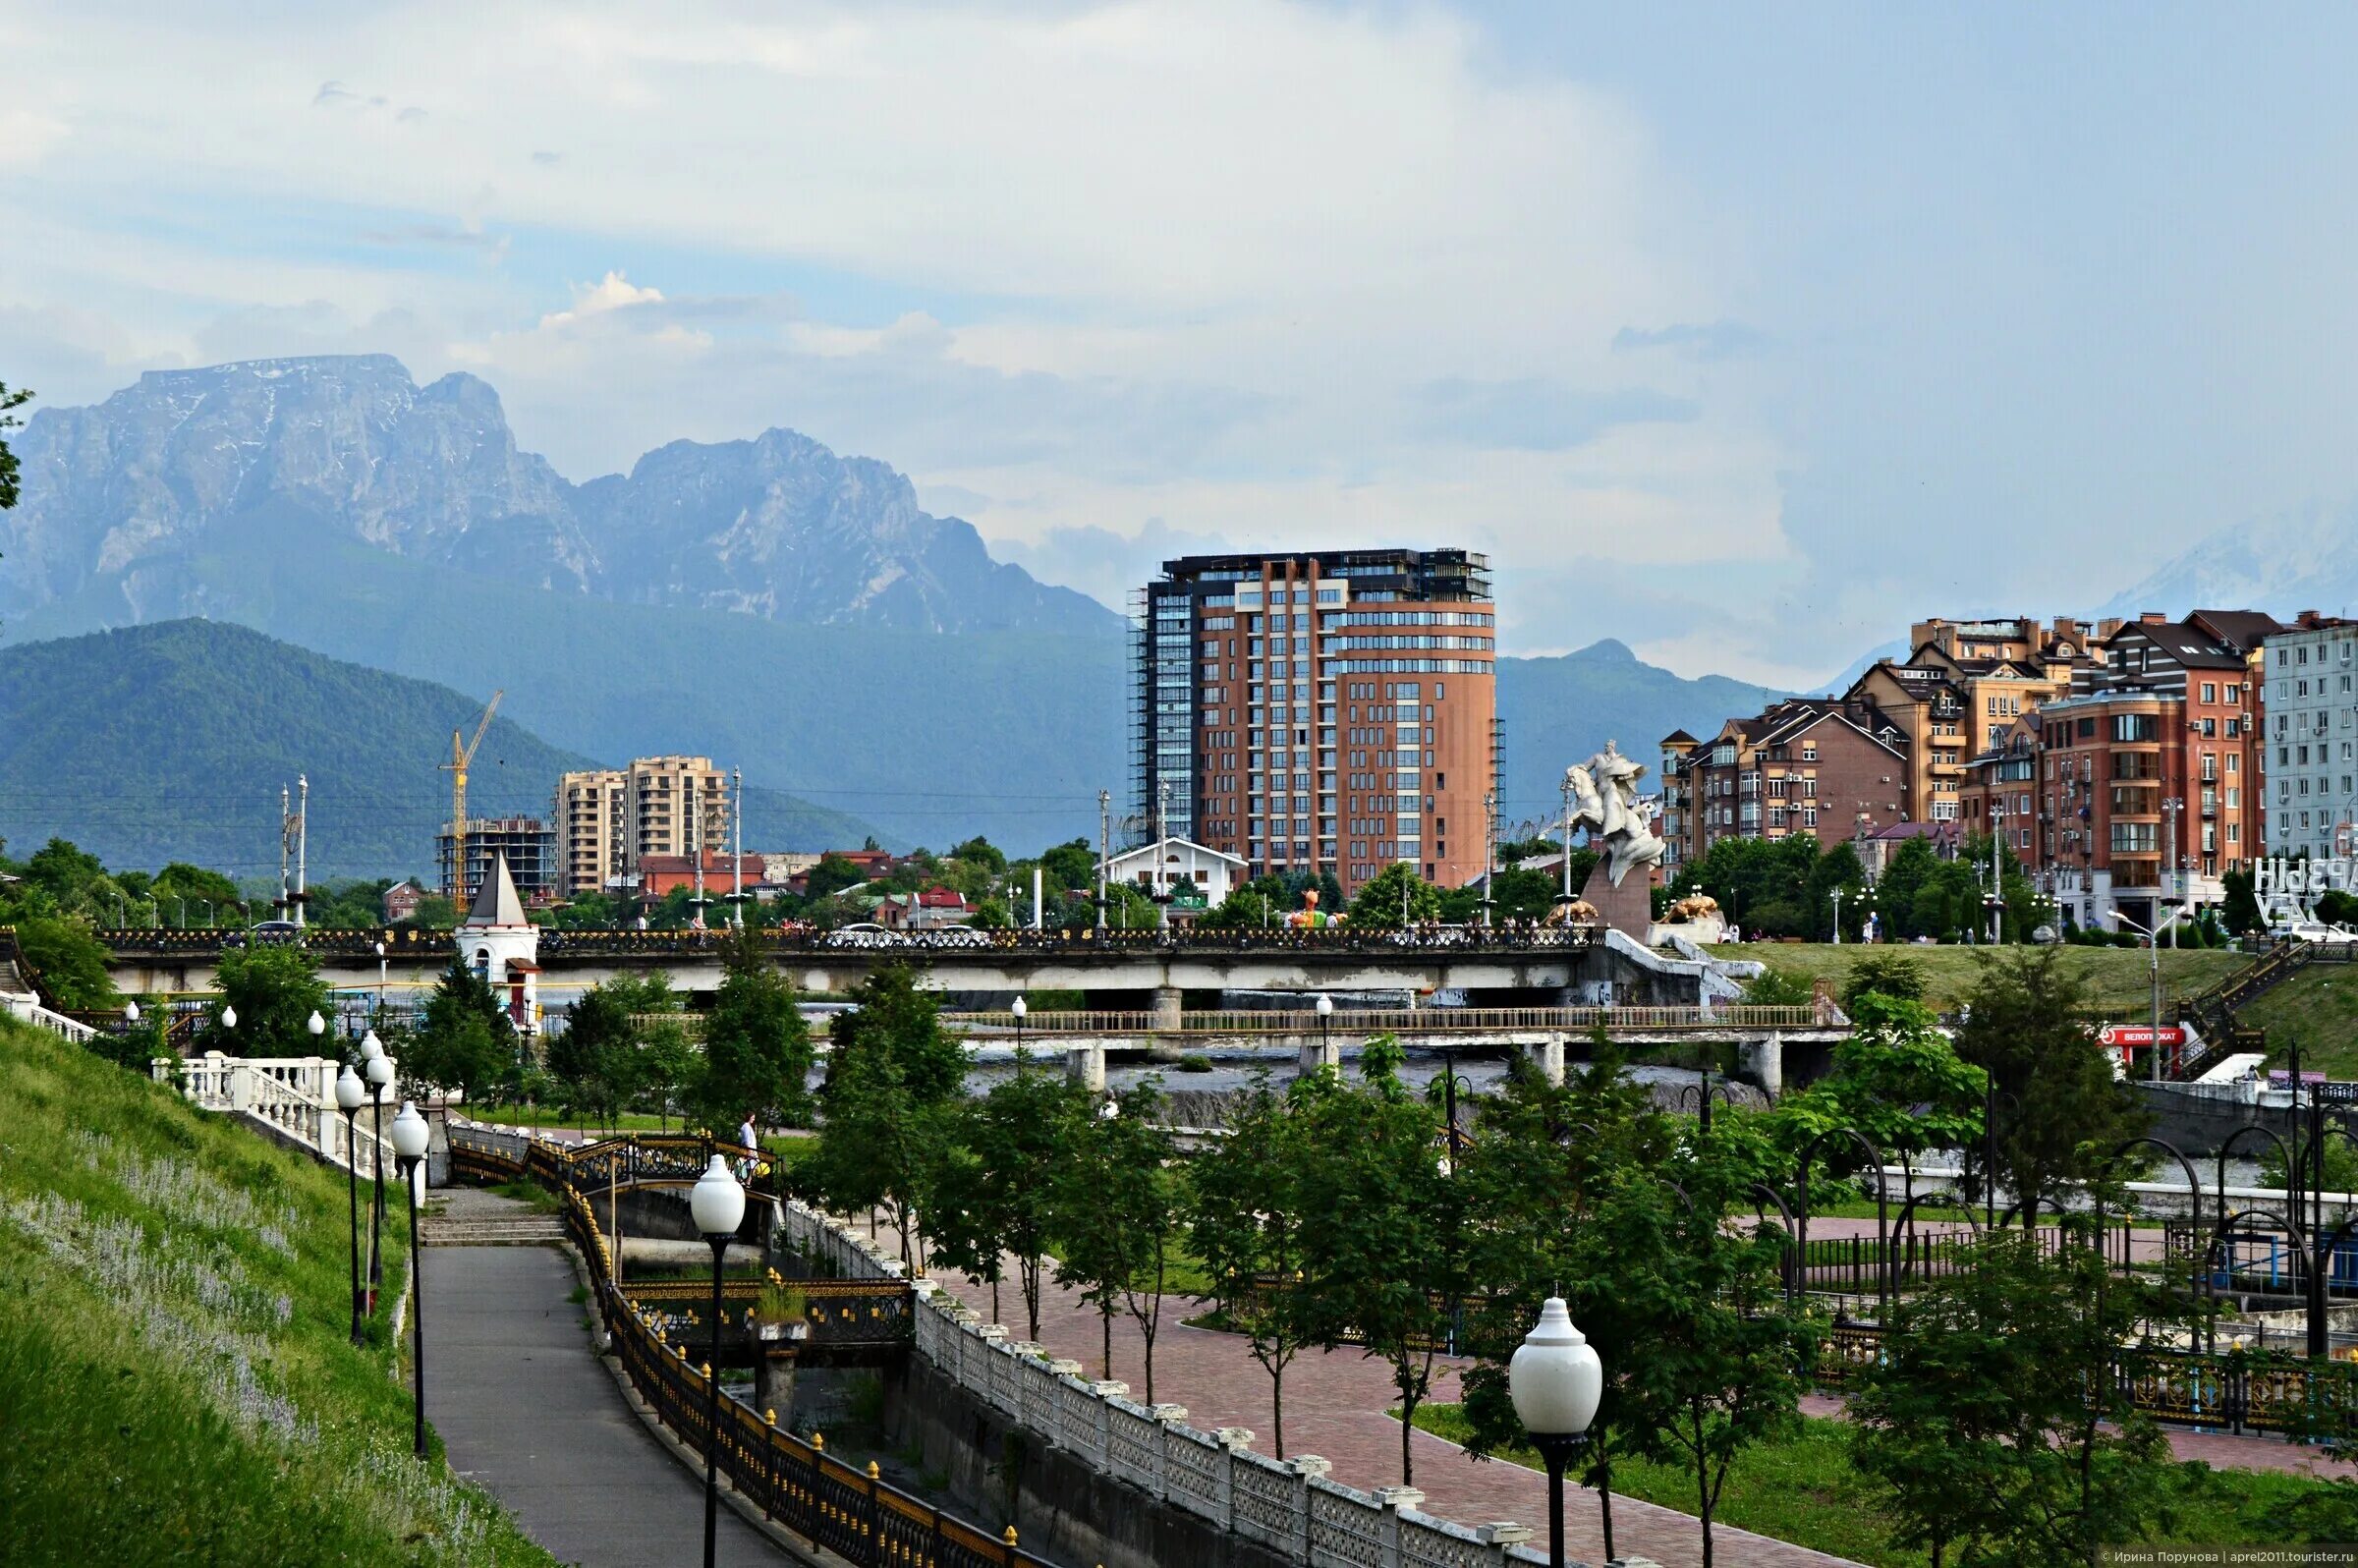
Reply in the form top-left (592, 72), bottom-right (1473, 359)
top-left (1575, 859), bottom-right (1654, 942)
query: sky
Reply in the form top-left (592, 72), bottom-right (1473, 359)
top-left (7, 2), bottom-right (2358, 688)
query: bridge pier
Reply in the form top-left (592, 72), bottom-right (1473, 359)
top-left (1151, 985), bottom-right (1183, 1032)
top-left (1066, 1042), bottom-right (1106, 1093)
top-left (1297, 1036), bottom-right (1339, 1077)
top-left (1739, 1031), bottom-right (1785, 1098)
top-left (1523, 1033), bottom-right (1566, 1088)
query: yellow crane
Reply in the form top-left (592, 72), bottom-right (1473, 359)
top-left (441, 691), bottom-right (503, 905)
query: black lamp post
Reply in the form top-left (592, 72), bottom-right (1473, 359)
top-left (335, 1061), bottom-right (366, 1345)
top-left (1508, 1296), bottom-right (1603, 1568)
top-left (1012, 994), bottom-right (1027, 1055)
top-left (691, 1154), bottom-right (748, 1568)
top-left (389, 1100), bottom-right (431, 1459)
top-left (364, 1031), bottom-right (392, 1313)
top-left (1316, 991), bottom-right (1333, 1061)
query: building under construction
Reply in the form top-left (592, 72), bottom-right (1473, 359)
top-left (437, 816), bottom-right (557, 904)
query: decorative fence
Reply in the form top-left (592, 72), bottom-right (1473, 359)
top-left (160, 1050), bottom-right (397, 1177)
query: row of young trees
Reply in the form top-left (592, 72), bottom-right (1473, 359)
top-left (793, 950), bottom-right (2240, 1566)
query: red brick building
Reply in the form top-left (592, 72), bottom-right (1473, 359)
top-left (1660, 699), bottom-right (1913, 868)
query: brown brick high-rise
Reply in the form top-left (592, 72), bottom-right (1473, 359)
top-left (1135, 549), bottom-right (1497, 893)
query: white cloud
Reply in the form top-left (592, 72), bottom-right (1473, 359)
top-left (537, 270), bottom-right (664, 329)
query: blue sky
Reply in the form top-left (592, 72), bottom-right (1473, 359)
top-left (7, 2), bottom-right (2358, 686)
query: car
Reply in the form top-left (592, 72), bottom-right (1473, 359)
top-left (824, 923), bottom-right (901, 948)
top-left (225, 919), bottom-right (302, 947)
top-left (2281, 920), bottom-right (2358, 946)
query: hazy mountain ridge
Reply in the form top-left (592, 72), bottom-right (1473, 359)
top-left (4, 355), bottom-right (1119, 636)
top-left (2105, 498), bottom-right (2358, 623)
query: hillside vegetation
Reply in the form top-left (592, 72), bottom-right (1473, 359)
top-left (2237, 963), bottom-right (2358, 1078)
top-left (0, 618), bottom-right (879, 877)
top-left (0, 1018), bottom-right (555, 1566)
top-left (1713, 942), bottom-right (2245, 1014)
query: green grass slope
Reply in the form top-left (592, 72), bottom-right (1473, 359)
top-left (0, 1019), bottom-right (554, 1567)
top-left (2236, 962), bottom-right (2358, 1077)
top-left (0, 617), bottom-right (881, 878)
top-left (1711, 942), bottom-right (2245, 1015)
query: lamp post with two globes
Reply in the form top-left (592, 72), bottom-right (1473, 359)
top-left (1508, 1297), bottom-right (1603, 1568)
top-left (334, 1061), bottom-right (366, 1345)
top-left (691, 1155), bottom-right (747, 1568)
top-left (389, 1101), bottom-right (432, 1458)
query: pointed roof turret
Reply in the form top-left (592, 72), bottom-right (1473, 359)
top-left (463, 851), bottom-right (529, 927)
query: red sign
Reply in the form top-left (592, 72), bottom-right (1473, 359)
top-left (2098, 1025), bottom-right (2186, 1048)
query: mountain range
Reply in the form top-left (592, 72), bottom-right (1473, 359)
top-left (0, 619), bottom-right (879, 879)
top-left (2, 354), bottom-right (1800, 859)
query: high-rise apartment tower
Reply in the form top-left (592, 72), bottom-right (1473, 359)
top-left (1134, 549), bottom-right (1497, 892)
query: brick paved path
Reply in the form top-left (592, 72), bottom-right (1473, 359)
top-left (879, 1224), bottom-right (1858, 1568)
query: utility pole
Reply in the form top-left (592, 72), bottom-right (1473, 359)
top-left (295, 774), bottom-right (309, 929)
top-left (731, 766), bottom-right (744, 927)
top-left (1989, 799), bottom-right (2003, 943)
top-left (1560, 771), bottom-right (1576, 903)
top-left (2163, 795), bottom-right (2182, 948)
top-left (1097, 789), bottom-right (1110, 931)
top-left (278, 784), bottom-right (293, 921)
top-left (1156, 779), bottom-right (1169, 846)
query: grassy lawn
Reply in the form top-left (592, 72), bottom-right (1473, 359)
top-left (2235, 965), bottom-right (2358, 1078)
top-left (0, 1018), bottom-right (555, 1567)
top-left (1711, 942), bottom-right (2244, 1015)
top-left (1407, 1403), bottom-right (2343, 1566)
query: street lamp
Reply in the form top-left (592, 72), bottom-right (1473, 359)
top-left (1508, 1296), bottom-right (1603, 1568)
top-left (308, 1010), bottom-right (327, 1045)
top-left (124, 999), bottom-right (140, 1025)
top-left (375, 940), bottom-right (387, 1012)
top-left (335, 1063), bottom-right (366, 1345)
top-left (1316, 991), bottom-right (1333, 1061)
top-left (690, 1154), bottom-right (747, 1568)
top-left (364, 1032), bottom-right (393, 1313)
top-left (2105, 910), bottom-right (2164, 1082)
top-left (1011, 994), bottom-right (1027, 1055)
top-left (389, 1100), bottom-right (432, 1459)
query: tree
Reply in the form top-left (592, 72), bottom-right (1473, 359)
top-left (804, 854), bottom-right (870, 901)
top-left (1292, 1035), bottom-right (1457, 1484)
top-left (1187, 1074), bottom-right (1316, 1456)
top-left (813, 964), bottom-right (967, 1264)
top-left (1195, 884), bottom-right (1276, 930)
top-left (549, 983), bottom-right (641, 1131)
top-left (688, 924), bottom-right (814, 1131)
top-left (1851, 1229), bottom-right (2177, 1566)
top-left (1050, 1082), bottom-right (1179, 1395)
top-left (0, 380), bottom-right (29, 512)
top-left (1780, 992), bottom-right (1986, 1157)
top-left (1953, 949), bottom-right (2149, 1220)
top-left (1039, 838), bottom-right (1095, 890)
top-left (917, 1056), bottom-right (1083, 1332)
top-left (1345, 863), bottom-right (1442, 930)
top-left (637, 1019), bottom-right (700, 1132)
top-left (1839, 952), bottom-right (1927, 1013)
top-left (207, 943), bottom-right (333, 1054)
top-left (405, 959), bottom-right (516, 1116)
top-left (1600, 1136), bottom-right (1815, 1568)
top-left (1741, 966), bottom-right (1816, 1006)
top-left (2221, 868), bottom-right (2264, 935)
top-left (952, 836), bottom-right (1009, 875)
top-left (11, 917), bottom-right (119, 1010)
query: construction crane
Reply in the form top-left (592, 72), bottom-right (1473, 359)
top-left (441, 691), bottom-right (503, 904)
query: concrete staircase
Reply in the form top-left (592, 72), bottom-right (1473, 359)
top-left (421, 1189), bottom-right (566, 1247)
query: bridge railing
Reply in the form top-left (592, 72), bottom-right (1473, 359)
top-left (942, 1004), bottom-right (1829, 1036)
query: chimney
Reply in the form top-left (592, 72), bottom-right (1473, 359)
top-left (2140, 611), bottom-right (2166, 625)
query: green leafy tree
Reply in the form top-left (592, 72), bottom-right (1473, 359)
top-left (207, 943), bottom-right (333, 1054)
top-left (804, 854), bottom-right (870, 900)
top-left (1600, 1136), bottom-right (1816, 1568)
top-left (688, 924), bottom-right (814, 1131)
top-left (1851, 1229), bottom-right (2178, 1566)
top-left (11, 916), bottom-right (120, 1010)
top-left (0, 380), bottom-right (30, 512)
top-left (968, 896), bottom-right (1011, 929)
top-left (1195, 884), bottom-right (1276, 930)
top-left (1839, 952), bottom-right (1928, 1013)
top-left (2221, 868), bottom-right (2264, 935)
top-left (548, 983), bottom-right (642, 1131)
top-left (1292, 1035), bottom-right (1457, 1484)
top-left (1742, 966), bottom-right (1816, 1007)
top-left (637, 1019), bottom-right (700, 1131)
top-left (1050, 1082), bottom-right (1180, 1396)
top-left (1345, 863), bottom-right (1442, 930)
top-left (813, 964), bottom-right (966, 1264)
top-left (1954, 949), bottom-right (2148, 1220)
top-left (1187, 1074), bottom-right (1316, 1456)
top-left (1780, 992), bottom-right (1986, 1156)
top-left (405, 959), bottom-right (517, 1116)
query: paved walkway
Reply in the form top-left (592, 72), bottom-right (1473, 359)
top-left (886, 1225), bottom-right (1854, 1568)
top-left (423, 1208), bottom-right (798, 1567)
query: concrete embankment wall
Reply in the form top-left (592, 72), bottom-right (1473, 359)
top-left (884, 1353), bottom-right (1295, 1568)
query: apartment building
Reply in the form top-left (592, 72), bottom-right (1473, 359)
top-left (1134, 549), bottom-right (1498, 891)
top-left (1845, 616), bottom-right (2108, 825)
top-left (2031, 611), bottom-right (2275, 932)
top-left (551, 757), bottom-right (732, 894)
top-left (2261, 611), bottom-right (2358, 860)
top-left (1660, 699), bottom-right (1912, 868)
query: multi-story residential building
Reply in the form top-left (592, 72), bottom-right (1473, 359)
top-left (436, 815), bottom-right (557, 904)
top-left (554, 768), bottom-right (629, 895)
top-left (1134, 549), bottom-right (1498, 891)
top-left (1660, 698), bottom-right (1913, 868)
top-left (2261, 611), bottom-right (2358, 861)
top-left (2031, 610), bottom-right (2276, 933)
top-left (1846, 616), bottom-right (2109, 825)
top-left (551, 757), bottom-right (732, 894)
top-left (624, 756), bottom-right (731, 873)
